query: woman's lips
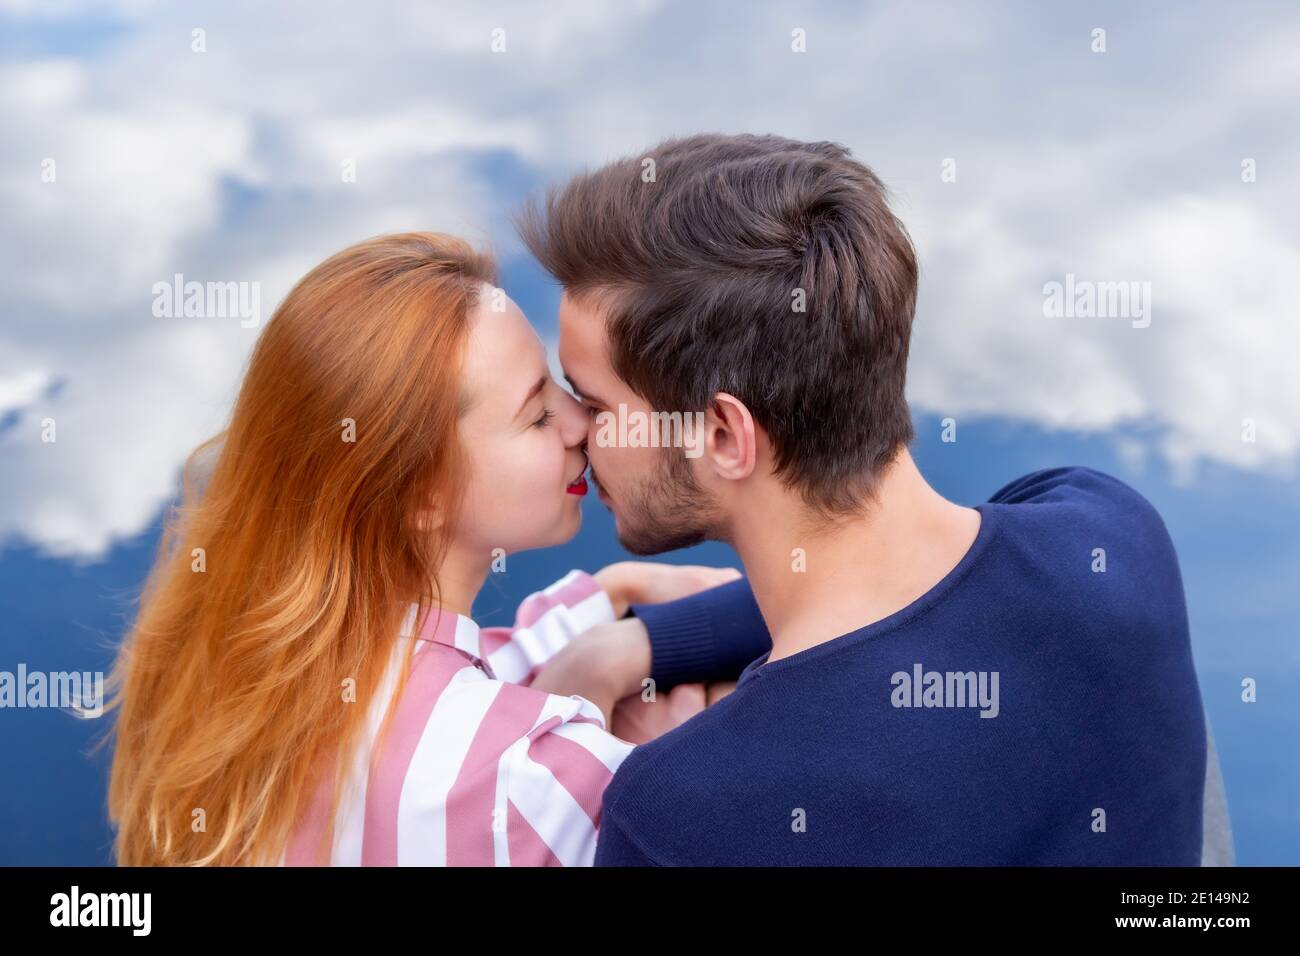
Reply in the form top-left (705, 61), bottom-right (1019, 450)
top-left (566, 454), bottom-right (589, 495)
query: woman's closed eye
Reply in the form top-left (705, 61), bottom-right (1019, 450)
top-left (533, 406), bottom-right (556, 429)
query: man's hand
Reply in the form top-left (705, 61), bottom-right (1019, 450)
top-left (592, 561), bottom-right (741, 618)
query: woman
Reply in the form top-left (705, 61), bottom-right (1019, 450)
top-left (105, 232), bottom-right (733, 866)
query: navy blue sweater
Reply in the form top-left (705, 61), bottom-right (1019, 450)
top-left (607, 467), bottom-right (1208, 865)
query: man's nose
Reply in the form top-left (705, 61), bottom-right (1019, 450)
top-left (558, 390), bottom-right (589, 445)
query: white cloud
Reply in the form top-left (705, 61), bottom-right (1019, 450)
top-left (0, 0), bottom-right (1296, 558)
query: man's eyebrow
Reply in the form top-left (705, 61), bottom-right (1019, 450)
top-left (514, 376), bottom-right (547, 420)
top-left (562, 372), bottom-right (605, 406)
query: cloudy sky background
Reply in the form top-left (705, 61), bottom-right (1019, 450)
top-left (1, 0), bottom-right (1296, 864)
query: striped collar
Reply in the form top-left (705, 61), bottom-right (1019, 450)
top-left (399, 603), bottom-right (484, 664)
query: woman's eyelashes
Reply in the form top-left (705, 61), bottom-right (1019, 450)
top-left (533, 406), bottom-right (557, 429)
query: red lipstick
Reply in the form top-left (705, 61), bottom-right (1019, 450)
top-left (566, 476), bottom-right (588, 496)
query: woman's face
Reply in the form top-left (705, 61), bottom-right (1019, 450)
top-left (450, 284), bottom-right (591, 558)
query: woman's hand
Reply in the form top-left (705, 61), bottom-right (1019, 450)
top-left (533, 562), bottom-right (742, 728)
top-left (530, 617), bottom-right (652, 726)
top-left (609, 680), bottom-right (737, 744)
top-left (592, 561), bottom-right (742, 618)
top-left (609, 682), bottom-right (708, 744)
top-left (705, 681), bottom-right (737, 706)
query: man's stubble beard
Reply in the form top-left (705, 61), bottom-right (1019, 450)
top-left (596, 450), bottom-right (722, 556)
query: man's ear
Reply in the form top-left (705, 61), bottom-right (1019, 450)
top-left (701, 392), bottom-right (757, 481)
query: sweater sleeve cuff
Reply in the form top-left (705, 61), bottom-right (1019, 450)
top-left (629, 577), bottom-right (771, 689)
top-left (628, 594), bottom-right (717, 690)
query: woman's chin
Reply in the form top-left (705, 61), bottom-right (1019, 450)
top-left (501, 515), bottom-right (581, 556)
top-left (536, 503), bottom-right (583, 549)
top-left (558, 502), bottom-right (583, 541)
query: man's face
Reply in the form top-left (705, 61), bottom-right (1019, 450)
top-left (556, 292), bottom-right (721, 555)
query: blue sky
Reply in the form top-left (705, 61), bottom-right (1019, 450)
top-left (0, 0), bottom-right (1297, 864)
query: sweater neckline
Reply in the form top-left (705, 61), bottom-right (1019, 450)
top-left (734, 501), bottom-right (1001, 689)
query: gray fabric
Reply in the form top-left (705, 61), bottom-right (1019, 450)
top-left (1201, 715), bottom-right (1235, 866)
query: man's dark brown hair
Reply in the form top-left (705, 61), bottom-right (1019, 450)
top-left (517, 132), bottom-right (918, 515)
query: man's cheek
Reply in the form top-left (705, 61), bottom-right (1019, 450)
top-left (585, 444), bottom-right (609, 489)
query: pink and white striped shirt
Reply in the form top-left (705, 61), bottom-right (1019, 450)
top-left (280, 570), bottom-right (635, 866)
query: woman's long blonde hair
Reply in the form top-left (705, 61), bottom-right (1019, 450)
top-left (104, 232), bottom-right (495, 865)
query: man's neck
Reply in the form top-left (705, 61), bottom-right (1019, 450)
top-left (729, 449), bottom-right (982, 664)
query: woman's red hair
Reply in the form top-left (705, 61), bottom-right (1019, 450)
top-left (103, 232), bottom-right (495, 865)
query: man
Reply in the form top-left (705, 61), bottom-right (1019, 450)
top-left (522, 133), bottom-right (1231, 865)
